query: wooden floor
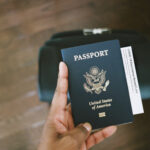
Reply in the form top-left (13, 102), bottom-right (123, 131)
top-left (0, 0), bottom-right (150, 150)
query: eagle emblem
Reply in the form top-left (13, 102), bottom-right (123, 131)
top-left (83, 66), bottom-right (110, 94)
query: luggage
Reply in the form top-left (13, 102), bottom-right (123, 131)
top-left (38, 28), bottom-right (150, 103)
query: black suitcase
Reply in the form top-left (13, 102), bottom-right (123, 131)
top-left (38, 28), bottom-right (150, 103)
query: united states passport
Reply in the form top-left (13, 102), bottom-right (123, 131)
top-left (61, 40), bottom-right (133, 130)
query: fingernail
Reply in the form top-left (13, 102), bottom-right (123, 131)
top-left (104, 126), bottom-right (117, 136)
top-left (83, 122), bottom-right (92, 132)
top-left (59, 61), bottom-right (63, 76)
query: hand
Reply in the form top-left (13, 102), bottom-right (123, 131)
top-left (38, 62), bottom-right (117, 150)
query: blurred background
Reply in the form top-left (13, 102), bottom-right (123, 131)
top-left (0, 0), bottom-right (150, 150)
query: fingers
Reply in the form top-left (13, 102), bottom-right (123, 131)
top-left (66, 103), bottom-right (74, 130)
top-left (51, 62), bottom-right (68, 113)
top-left (67, 103), bottom-right (72, 114)
top-left (80, 142), bottom-right (87, 150)
top-left (44, 62), bottom-right (68, 137)
top-left (86, 126), bottom-right (117, 149)
top-left (68, 123), bottom-right (92, 148)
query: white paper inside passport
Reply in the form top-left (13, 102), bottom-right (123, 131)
top-left (121, 46), bottom-right (144, 115)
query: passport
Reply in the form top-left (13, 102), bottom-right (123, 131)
top-left (61, 40), bottom-right (134, 130)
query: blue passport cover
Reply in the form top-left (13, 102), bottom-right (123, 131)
top-left (61, 40), bottom-right (133, 130)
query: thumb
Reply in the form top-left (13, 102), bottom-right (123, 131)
top-left (68, 123), bottom-right (92, 146)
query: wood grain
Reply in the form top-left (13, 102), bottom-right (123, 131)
top-left (0, 0), bottom-right (150, 150)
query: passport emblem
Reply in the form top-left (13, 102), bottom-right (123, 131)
top-left (83, 66), bottom-right (110, 94)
